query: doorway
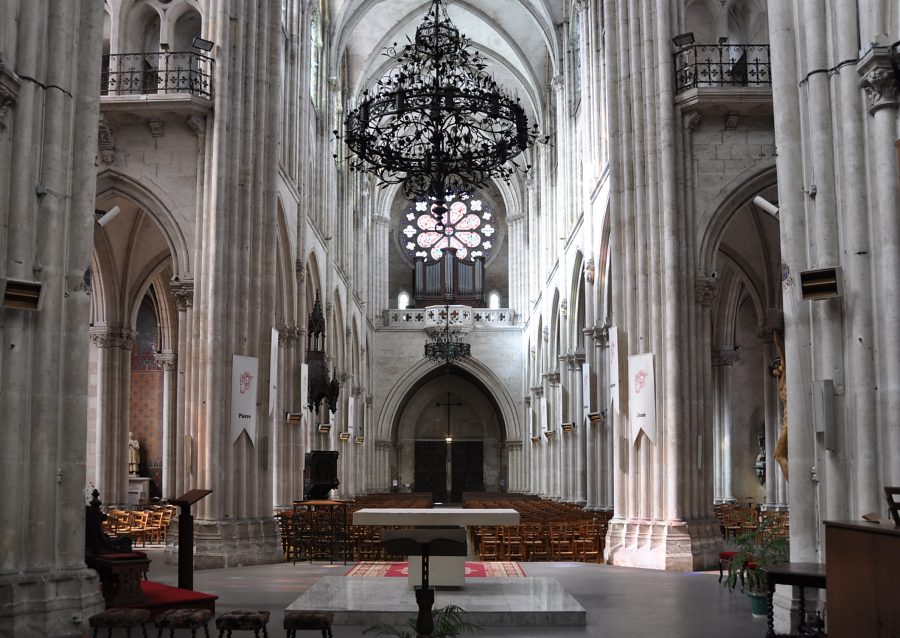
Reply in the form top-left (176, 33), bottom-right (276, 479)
top-left (414, 440), bottom-right (483, 503)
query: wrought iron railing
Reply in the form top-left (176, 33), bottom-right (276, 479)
top-left (101, 52), bottom-right (214, 99)
top-left (674, 44), bottom-right (771, 93)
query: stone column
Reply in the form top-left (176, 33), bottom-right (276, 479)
top-left (0, 1), bottom-right (106, 633)
top-left (186, 0), bottom-right (283, 568)
top-left (544, 372), bottom-right (560, 499)
top-left (155, 351), bottom-right (177, 500)
top-left (570, 354), bottom-right (587, 504)
top-left (531, 386), bottom-right (545, 496)
top-left (711, 347), bottom-right (739, 503)
top-left (170, 279), bottom-right (194, 502)
top-left (90, 326), bottom-right (136, 506)
top-left (859, 53), bottom-right (900, 485)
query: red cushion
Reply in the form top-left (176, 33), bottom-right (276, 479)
top-left (719, 551), bottom-right (737, 560)
top-left (746, 561), bottom-right (758, 570)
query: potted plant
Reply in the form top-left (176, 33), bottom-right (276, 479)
top-left (723, 517), bottom-right (790, 617)
top-left (364, 604), bottom-right (482, 638)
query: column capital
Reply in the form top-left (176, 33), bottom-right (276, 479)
top-left (858, 48), bottom-right (899, 114)
top-left (351, 386), bottom-right (363, 398)
top-left (530, 385), bottom-right (544, 398)
top-left (0, 60), bottom-right (22, 129)
top-left (594, 324), bottom-right (610, 347)
top-left (544, 371), bottom-right (561, 385)
top-left (524, 396), bottom-right (532, 408)
top-left (169, 278), bottom-right (194, 310)
top-left (711, 346), bottom-right (740, 367)
top-left (278, 325), bottom-right (301, 345)
top-left (154, 351), bottom-right (177, 370)
top-left (695, 276), bottom-right (719, 306)
top-left (89, 325), bottom-right (135, 349)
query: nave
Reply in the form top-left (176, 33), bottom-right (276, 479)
top-left (137, 546), bottom-right (764, 638)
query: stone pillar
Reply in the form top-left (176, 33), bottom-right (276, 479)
top-left (186, 0), bottom-right (284, 568)
top-left (90, 326), bottom-right (136, 506)
top-left (155, 351), bottom-right (177, 500)
top-left (0, 1), bottom-right (106, 633)
top-left (594, 324), bottom-right (612, 509)
top-left (546, 372), bottom-right (561, 499)
top-left (170, 280), bottom-right (194, 500)
top-left (859, 53), bottom-right (900, 486)
top-left (569, 354), bottom-right (587, 504)
top-left (531, 386), bottom-right (545, 497)
top-left (711, 347), bottom-right (739, 503)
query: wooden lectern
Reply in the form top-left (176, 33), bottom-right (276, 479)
top-left (170, 489), bottom-right (212, 590)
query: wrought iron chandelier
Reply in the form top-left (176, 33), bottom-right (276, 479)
top-left (341, 0), bottom-right (542, 213)
top-left (424, 305), bottom-right (471, 365)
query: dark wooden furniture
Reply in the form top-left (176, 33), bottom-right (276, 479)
top-left (283, 611), bottom-right (334, 638)
top-left (762, 562), bottom-right (826, 638)
top-left (170, 488), bottom-right (213, 590)
top-left (303, 451), bottom-right (340, 500)
top-left (825, 519), bottom-right (900, 637)
top-left (291, 499), bottom-right (350, 564)
top-left (884, 487), bottom-right (900, 525)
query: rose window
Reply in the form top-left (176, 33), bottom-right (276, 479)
top-left (401, 193), bottom-right (494, 261)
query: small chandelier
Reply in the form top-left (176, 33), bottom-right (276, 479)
top-left (340, 0), bottom-right (542, 209)
top-left (424, 304), bottom-right (471, 365)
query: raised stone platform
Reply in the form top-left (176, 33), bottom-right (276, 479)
top-left (286, 576), bottom-right (586, 626)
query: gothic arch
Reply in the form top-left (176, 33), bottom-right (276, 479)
top-left (96, 169), bottom-right (192, 277)
top-left (696, 162), bottom-right (778, 276)
top-left (377, 356), bottom-right (522, 442)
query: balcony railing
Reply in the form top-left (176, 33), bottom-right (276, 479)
top-left (674, 44), bottom-right (771, 93)
top-left (101, 52), bottom-right (214, 99)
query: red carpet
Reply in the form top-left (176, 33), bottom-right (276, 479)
top-left (345, 561), bottom-right (526, 578)
top-left (120, 581), bottom-right (218, 618)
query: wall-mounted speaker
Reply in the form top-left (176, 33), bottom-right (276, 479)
top-left (1, 278), bottom-right (42, 310)
top-left (800, 267), bottom-right (842, 300)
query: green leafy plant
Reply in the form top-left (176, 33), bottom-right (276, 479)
top-left (363, 604), bottom-right (482, 638)
top-left (723, 518), bottom-right (790, 595)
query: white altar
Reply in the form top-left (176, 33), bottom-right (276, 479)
top-left (352, 508), bottom-right (520, 587)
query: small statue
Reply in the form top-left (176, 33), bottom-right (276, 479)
top-left (770, 331), bottom-right (789, 481)
top-left (128, 435), bottom-right (140, 476)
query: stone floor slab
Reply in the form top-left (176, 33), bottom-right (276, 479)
top-left (286, 576), bottom-right (587, 626)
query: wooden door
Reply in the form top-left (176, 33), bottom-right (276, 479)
top-left (414, 441), bottom-right (447, 503)
top-left (450, 441), bottom-right (483, 503)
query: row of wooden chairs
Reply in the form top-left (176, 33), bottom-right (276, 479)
top-left (102, 505), bottom-right (177, 546)
top-left (472, 521), bottom-right (606, 563)
top-left (714, 503), bottom-right (789, 540)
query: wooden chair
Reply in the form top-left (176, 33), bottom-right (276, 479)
top-left (885, 487), bottom-right (900, 525)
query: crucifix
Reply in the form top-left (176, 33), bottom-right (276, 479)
top-left (436, 392), bottom-right (462, 501)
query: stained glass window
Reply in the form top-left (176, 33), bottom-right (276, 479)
top-left (401, 192), bottom-right (493, 261)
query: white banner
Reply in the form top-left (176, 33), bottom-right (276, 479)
top-left (300, 363), bottom-right (309, 420)
top-left (231, 355), bottom-right (259, 444)
top-left (582, 363), bottom-right (591, 416)
top-left (539, 396), bottom-right (548, 434)
top-left (628, 352), bottom-right (656, 444)
top-left (348, 397), bottom-right (356, 435)
top-left (269, 327), bottom-right (279, 416)
top-left (609, 325), bottom-right (621, 414)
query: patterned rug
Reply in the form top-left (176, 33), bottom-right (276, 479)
top-left (345, 561), bottom-right (526, 578)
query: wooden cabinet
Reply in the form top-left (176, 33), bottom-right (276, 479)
top-left (825, 520), bottom-right (900, 637)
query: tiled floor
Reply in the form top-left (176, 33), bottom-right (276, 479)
top-left (140, 547), bottom-right (768, 637)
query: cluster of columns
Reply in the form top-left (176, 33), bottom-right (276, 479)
top-left (0, 1), bottom-right (107, 633)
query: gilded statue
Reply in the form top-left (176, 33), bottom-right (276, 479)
top-left (770, 332), bottom-right (788, 480)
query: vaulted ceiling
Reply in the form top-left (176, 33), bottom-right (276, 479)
top-left (327, 0), bottom-right (568, 125)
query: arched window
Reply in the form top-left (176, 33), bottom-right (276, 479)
top-left (488, 291), bottom-right (501, 309)
top-left (398, 291), bottom-right (410, 310)
top-left (400, 192), bottom-right (494, 262)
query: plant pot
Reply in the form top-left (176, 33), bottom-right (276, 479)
top-left (748, 591), bottom-right (769, 618)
